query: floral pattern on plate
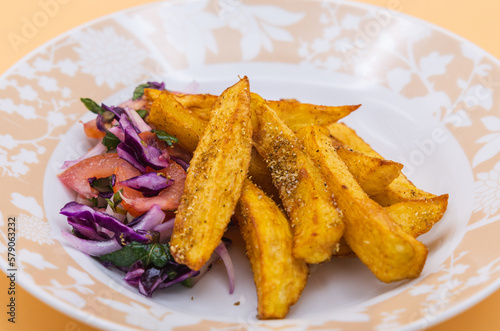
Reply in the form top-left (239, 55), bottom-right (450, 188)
top-left (1, 0), bottom-right (500, 330)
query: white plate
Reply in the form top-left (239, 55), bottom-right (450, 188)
top-left (1, 1), bottom-right (500, 330)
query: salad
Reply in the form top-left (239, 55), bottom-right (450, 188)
top-left (58, 82), bottom-right (234, 297)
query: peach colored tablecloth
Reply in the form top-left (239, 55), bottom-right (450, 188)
top-left (1, 0), bottom-right (499, 330)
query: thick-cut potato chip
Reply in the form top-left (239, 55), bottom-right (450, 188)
top-left (297, 125), bottom-right (428, 282)
top-left (335, 147), bottom-right (403, 196)
top-left (236, 179), bottom-right (308, 319)
top-left (251, 94), bottom-right (344, 264)
top-left (170, 77), bottom-right (253, 271)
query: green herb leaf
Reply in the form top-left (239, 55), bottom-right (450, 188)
top-left (133, 83), bottom-right (151, 100)
top-left (181, 278), bottom-right (195, 288)
top-left (89, 176), bottom-right (114, 193)
top-left (152, 129), bottom-right (178, 146)
top-left (89, 197), bottom-right (99, 207)
top-left (102, 132), bottom-right (121, 151)
top-left (99, 242), bottom-right (172, 268)
top-left (105, 190), bottom-right (123, 213)
top-left (80, 98), bottom-right (104, 114)
top-left (136, 109), bottom-right (147, 119)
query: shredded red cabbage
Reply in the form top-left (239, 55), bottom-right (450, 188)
top-left (117, 115), bottom-right (169, 173)
top-left (67, 217), bottom-right (111, 241)
top-left (101, 104), bottom-right (125, 119)
top-left (120, 172), bottom-right (173, 197)
top-left (60, 201), bottom-right (150, 243)
top-left (108, 126), bottom-right (124, 141)
top-left (124, 260), bottom-right (145, 286)
top-left (170, 156), bottom-right (189, 171)
top-left (138, 264), bottom-right (198, 297)
top-left (146, 81), bottom-right (165, 90)
top-left (124, 106), bottom-right (151, 133)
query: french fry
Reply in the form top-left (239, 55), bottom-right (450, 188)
top-left (251, 94), bottom-right (344, 264)
top-left (335, 147), bottom-right (403, 196)
top-left (297, 125), bottom-right (427, 282)
top-left (327, 122), bottom-right (437, 206)
top-left (236, 179), bottom-right (308, 319)
top-left (169, 77), bottom-right (253, 271)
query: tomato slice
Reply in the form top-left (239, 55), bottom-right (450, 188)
top-left (59, 130), bottom-right (187, 217)
top-left (115, 162), bottom-right (186, 216)
top-left (83, 119), bottom-right (106, 139)
top-left (58, 153), bottom-right (140, 199)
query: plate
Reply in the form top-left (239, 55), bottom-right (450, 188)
top-left (1, 0), bottom-right (500, 330)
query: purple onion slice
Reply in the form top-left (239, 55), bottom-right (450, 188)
top-left (60, 142), bottom-right (106, 171)
top-left (61, 231), bottom-right (121, 256)
top-left (215, 241), bottom-right (236, 294)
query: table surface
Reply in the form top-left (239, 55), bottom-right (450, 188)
top-left (1, 0), bottom-right (499, 330)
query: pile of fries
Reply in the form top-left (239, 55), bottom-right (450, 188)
top-left (145, 77), bottom-right (448, 319)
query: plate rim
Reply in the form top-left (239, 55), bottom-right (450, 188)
top-left (2, 0), bottom-right (500, 329)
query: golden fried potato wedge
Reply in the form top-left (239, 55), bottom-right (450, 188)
top-left (333, 195), bottom-right (449, 257)
top-left (144, 87), bottom-right (162, 102)
top-left (251, 94), bottom-right (344, 264)
top-left (385, 194), bottom-right (449, 237)
top-left (147, 88), bottom-right (357, 132)
top-left (297, 125), bottom-right (427, 282)
top-left (147, 89), bottom-right (278, 199)
top-left (327, 122), bottom-right (380, 157)
top-left (172, 93), bottom-right (217, 121)
top-left (248, 148), bottom-right (281, 201)
top-left (266, 99), bottom-right (360, 131)
top-left (148, 90), bottom-right (207, 153)
top-left (372, 177), bottom-right (438, 207)
top-left (170, 77), bottom-right (253, 271)
top-left (145, 89), bottom-right (216, 121)
top-left (335, 147), bottom-right (403, 196)
top-left (327, 122), bottom-right (437, 206)
top-left (236, 179), bottom-right (308, 319)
